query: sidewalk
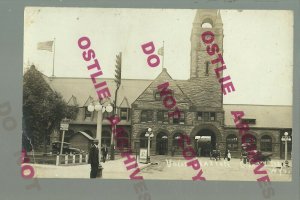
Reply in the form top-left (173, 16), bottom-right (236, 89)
top-left (31, 157), bottom-right (151, 179)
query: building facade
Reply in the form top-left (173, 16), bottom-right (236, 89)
top-left (48, 9), bottom-right (292, 159)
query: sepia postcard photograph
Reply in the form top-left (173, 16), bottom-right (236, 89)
top-left (22, 7), bottom-right (293, 183)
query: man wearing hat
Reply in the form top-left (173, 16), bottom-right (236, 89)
top-left (88, 140), bottom-right (100, 178)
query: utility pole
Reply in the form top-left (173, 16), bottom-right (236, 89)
top-left (111, 52), bottom-right (122, 160)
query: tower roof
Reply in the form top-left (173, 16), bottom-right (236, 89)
top-left (193, 9), bottom-right (223, 26)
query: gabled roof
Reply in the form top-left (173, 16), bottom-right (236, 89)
top-left (67, 95), bottom-right (78, 106)
top-left (45, 77), bottom-right (152, 107)
top-left (133, 68), bottom-right (192, 105)
top-left (83, 96), bottom-right (94, 107)
top-left (119, 97), bottom-right (130, 108)
top-left (40, 70), bottom-right (292, 129)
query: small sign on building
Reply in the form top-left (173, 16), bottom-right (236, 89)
top-left (139, 148), bottom-right (148, 163)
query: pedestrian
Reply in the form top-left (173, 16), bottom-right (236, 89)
top-left (198, 146), bottom-right (201, 157)
top-left (88, 140), bottom-right (100, 178)
top-left (227, 150), bottom-right (231, 161)
top-left (171, 146), bottom-right (175, 157)
top-left (224, 149), bottom-right (228, 160)
top-left (101, 144), bottom-right (108, 163)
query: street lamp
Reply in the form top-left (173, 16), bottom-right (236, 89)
top-left (145, 128), bottom-right (154, 163)
top-left (281, 132), bottom-right (291, 167)
top-left (88, 101), bottom-right (113, 162)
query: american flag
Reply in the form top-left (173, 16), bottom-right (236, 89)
top-left (37, 41), bottom-right (54, 52)
top-left (158, 46), bottom-right (164, 56)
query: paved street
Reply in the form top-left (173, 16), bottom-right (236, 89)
top-left (30, 156), bottom-right (292, 181)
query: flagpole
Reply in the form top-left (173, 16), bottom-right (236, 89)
top-left (162, 41), bottom-right (165, 69)
top-left (52, 38), bottom-right (56, 78)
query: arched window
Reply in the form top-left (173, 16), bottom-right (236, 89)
top-left (260, 135), bottom-right (272, 152)
top-left (102, 130), bottom-right (111, 147)
top-left (201, 18), bottom-right (213, 28)
top-left (242, 134), bottom-right (257, 144)
top-left (226, 134), bottom-right (238, 151)
top-left (172, 132), bottom-right (186, 149)
top-left (241, 134), bottom-right (257, 151)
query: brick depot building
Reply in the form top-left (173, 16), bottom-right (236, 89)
top-left (48, 9), bottom-right (292, 159)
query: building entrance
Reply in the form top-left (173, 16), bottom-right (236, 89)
top-left (195, 129), bottom-right (216, 157)
top-left (156, 132), bottom-right (168, 155)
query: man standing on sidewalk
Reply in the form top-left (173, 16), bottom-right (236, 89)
top-left (101, 144), bottom-right (108, 163)
top-left (88, 140), bottom-right (100, 178)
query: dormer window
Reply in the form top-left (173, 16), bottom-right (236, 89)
top-left (154, 90), bottom-right (174, 100)
top-left (120, 108), bottom-right (130, 121)
top-left (84, 106), bottom-right (92, 120)
top-left (154, 91), bottom-right (161, 101)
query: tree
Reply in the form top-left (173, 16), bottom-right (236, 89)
top-left (23, 65), bottom-right (78, 153)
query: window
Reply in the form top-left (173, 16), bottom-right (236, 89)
top-left (173, 132), bottom-right (186, 149)
top-left (154, 90), bottom-right (174, 101)
top-left (197, 112), bottom-right (202, 120)
top-left (241, 118), bottom-right (256, 124)
top-left (173, 111), bottom-right (185, 124)
top-left (141, 110), bottom-right (153, 123)
top-left (201, 21), bottom-right (213, 28)
top-left (260, 135), bottom-right (272, 152)
top-left (198, 112), bottom-right (216, 122)
top-left (205, 61), bottom-right (209, 76)
top-left (244, 135), bottom-right (256, 144)
top-left (120, 108), bottom-right (129, 121)
top-left (203, 112), bottom-right (209, 122)
top-left (179, 112), bottom-right (185, 124)
top-left (210, 112), bottom-right (215, 121)
top-left (157, 110), bottom-right (169, 124)
top-left (103, 110), bottom-right (113, 121)
top-left (154, 91), bottom-right (161, 101)
top-left (84, 107), bottom-right (92, 120)
top-left (226, 134), bottom-right (238, 151)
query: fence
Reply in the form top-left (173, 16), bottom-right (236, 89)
top-left (25, 153), bottom-right (89, 166)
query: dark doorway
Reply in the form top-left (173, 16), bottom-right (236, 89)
top-left (195, 129), bottom-right (216, 157)
top-left (156, 132), bottom-right (168, 155)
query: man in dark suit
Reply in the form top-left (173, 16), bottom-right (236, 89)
top-left (88, 140), bottom-right (100, 178)
top-left (101, 144), bottom-right (108, 163)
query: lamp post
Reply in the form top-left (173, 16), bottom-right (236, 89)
top-left (88, 101), bottom-right (113, 162)
top-left (162, 135), bottom-right (168, 155)
top-left (281, 131), bottom-right (291, 167)
top-left (145, 128), bottom-right (154, 164)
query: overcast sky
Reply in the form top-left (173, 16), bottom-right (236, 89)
top-left (23, 8), bottom-right (293, 106)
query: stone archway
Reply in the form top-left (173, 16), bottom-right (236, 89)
top-left (190, 124), bottom-right (221, 157)
top-left (156, 132), bottom-right (168, 155)
top-left (195, 129), bottom-right (216, 157)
